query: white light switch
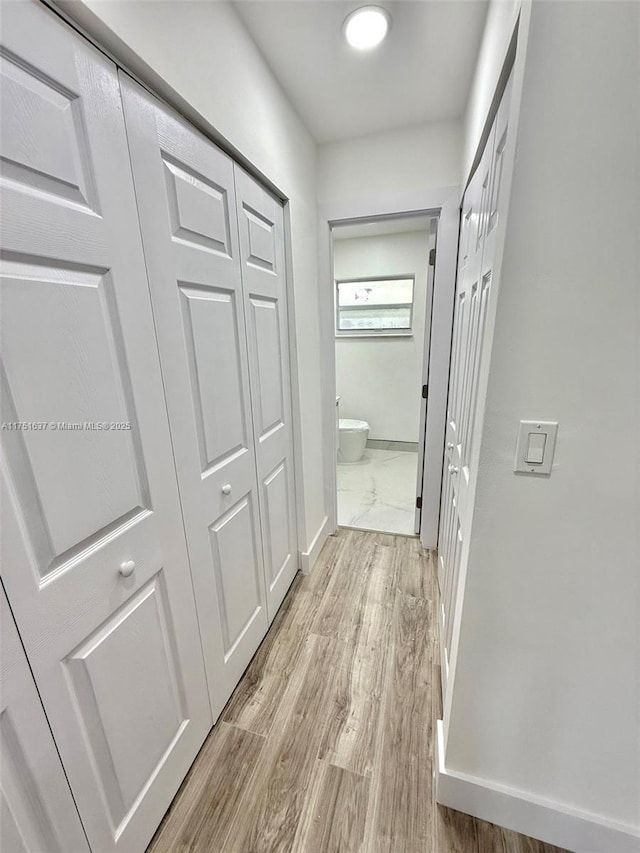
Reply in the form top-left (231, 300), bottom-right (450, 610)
top-left (514, 420), bottom-right (558, 475)
top-left (526, 432), bottom-right (546, 464)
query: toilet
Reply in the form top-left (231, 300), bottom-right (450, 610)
top-left (338, 418), bottom-right (370, 463)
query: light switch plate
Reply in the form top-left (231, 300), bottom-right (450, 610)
top-left (514, 420), bottom-right (558, 475)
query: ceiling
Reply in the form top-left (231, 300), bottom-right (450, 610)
top-left (333, 214), bottom-right (431, 240)
top-left (232, 0), bottom-right (488, 143)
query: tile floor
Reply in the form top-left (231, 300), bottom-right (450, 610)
top-left (337, 448), bottom-right (418, 535)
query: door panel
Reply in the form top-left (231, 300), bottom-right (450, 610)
top-left (0, 4), bottom-right (211, 851)
top-left (179, 284), bottom-right (247, 473)
top-left (0, 50), bottom-right (97, 211)
top-left (438, 71), bottom-right (514, 682)
top-left (120, 76), bottom-right (269, 719)
top-left (263, 460), bottom-right (293, 587)
top-left (250, 297), bottom-right (285, 437)
top-left (210, 495), bottom-right (263, 655)
top-left (235, 168), bottom-right (298, 619)
top-left (1, 586), bottom-right (90, 853)
top-left (1, 261), bottom-right (149, 570)
top-left (162, 157), bottom-right (232, 253)
top-left (65, 575), bottom-right (186, 823)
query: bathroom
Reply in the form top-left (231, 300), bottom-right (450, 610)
top-left (334, 214), bottom-right (433, 535)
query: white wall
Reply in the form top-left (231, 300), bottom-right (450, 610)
top-left (445, 0), bottom-right (640, 843)
top-left (318, 118), bottom-right (462, 209)
top-left (461, 0), bottom-right (520, 187)
top-left (56, 0), bottom-right (327, 551)
top-left (317, 116), bottom-right (462, 538)
top-left (334, 230), bottom-right (430, 443)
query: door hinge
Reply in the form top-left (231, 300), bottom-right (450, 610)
top-left (422, 384), bottom-right (428, 399)
top-left (416, 496), bottom-right (422, 510)
top-left (429, 248), bottom-right (436, 266)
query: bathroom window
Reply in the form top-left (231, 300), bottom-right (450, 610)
top-left (335, 276), bottom-right (414, 337)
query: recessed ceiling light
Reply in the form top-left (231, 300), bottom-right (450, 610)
top-left (344, 6), bottom-right (391, 51)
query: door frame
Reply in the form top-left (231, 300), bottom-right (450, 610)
top-left (318, 187), bottom-right (459, 549)
top-left (414, 219), bottom-right (438, 534)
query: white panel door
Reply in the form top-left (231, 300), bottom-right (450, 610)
top-left (437, 154), bottom-right (484, 676)
top-left (120, 77), bottom-right (269, 719)
top-left (1, 585), bottom-right (90, 853)
top-left (235, 168), bottom-right (298, 621)
top-left (0, 4), bottom-right (211, 852)
top-left (438, 72), bottom-right (514, 674)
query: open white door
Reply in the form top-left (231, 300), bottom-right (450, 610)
top-left (414, 218), bottom-right (438, 533)
top-left (0, 4), bottom-right (211, 851)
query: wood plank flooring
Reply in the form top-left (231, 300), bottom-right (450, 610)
top-left (148, 529), bottom-right (569, 853)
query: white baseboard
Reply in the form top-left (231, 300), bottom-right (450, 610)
top-left (299, 515), bottom-right (329, 575)
top-left (435, 721), bottom-right (640, 853)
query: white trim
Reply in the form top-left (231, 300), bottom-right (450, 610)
top-left (299, 515), bottom-right (329, 575)
top-left (435, 722), bottom-right (640, 853)
top-left (414, 220), bottom-right (437, 534)
top-left (419, 192), bottom-right (459, 548)
top-left (318, 218), bottom-right (339, 535)
top-left (282, 202), bottom-right (307, 565)
top-left (318, 186), bottom-right (459, 545)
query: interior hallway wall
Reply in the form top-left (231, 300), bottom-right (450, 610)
top-left (461, 0), bottom-right (520, 187)
top-left (445, 0), bottom-right (640, 841)
top-left (334, 230), bottom-right (430, 443)
top-left (56, 0), bottom-right (327, 553)
top-left (318, 118), bottom-right (462, 209)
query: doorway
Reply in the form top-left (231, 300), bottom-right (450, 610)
top-left (332, 214), bottom-right (437, 536)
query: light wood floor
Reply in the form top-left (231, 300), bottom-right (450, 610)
top-left (148, 529), bottom-right (569, 853)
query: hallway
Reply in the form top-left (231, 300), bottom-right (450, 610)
top-left (148, 529), bottom-right (568, 852)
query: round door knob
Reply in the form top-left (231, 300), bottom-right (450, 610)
top-left (221, 484), bottom-right (232, 496)
top-left (448, 465), bottom-right (459, 475)
top-left (119, 560), bottom-right (136, 577)
top-left (447, 442), bottom-right (454, 451)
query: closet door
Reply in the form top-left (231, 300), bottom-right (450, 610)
top-left (438, 135), bottom-right (492, 674)
top-left (438, 72), bottom-right (514, 680)
top-left (235, 169), bottom-right (299, 620)
top-left (0, 4), bottom-right (211, 851)
top-left (1, 586), bottom-right (90, 853)
top-left (120, 78), bottom-right (269, 718)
